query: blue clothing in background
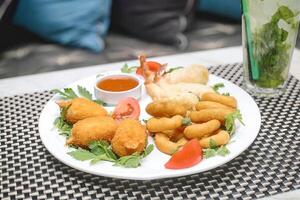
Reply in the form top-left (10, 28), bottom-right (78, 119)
top-left (198, 0), bottom-right (241, 20)
top-left (13, 0), bottom-right (111, 52)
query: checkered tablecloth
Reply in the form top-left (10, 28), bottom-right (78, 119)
top-left (1, 64), bottom-right (299, 200)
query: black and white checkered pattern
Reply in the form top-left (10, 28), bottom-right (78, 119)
top-left (1, 64), bottom-right (299, 200)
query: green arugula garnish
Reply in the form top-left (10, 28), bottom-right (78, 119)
top-left (93, 99), bottom-right (106, 106)
top-left (209, 139), bottom-right (218, 149)
top-left (182, 118), bottom-right (192, 126)
top-left (77, 85), bottom-right (92, 100)
top-left (212, 83), bottom-right (225, 93)
top-left (162, 66), bottom-right (183, 75)
top-left (204, 139), bottom-right (230, 158)
top-left (52, 85), bottom-right (105, 106)
top-left (53, 106), bottom-right (72, 137)
top-left (216, 146), bottom-right (230, 156)
top-left (114, 144), bottom-right (154, 168)
top-left (212, 83), bottom-right (230, 96)
top-left (204, 146), bottom-right (230, 158)
top-left (54, 117), bottom-right (72, 137)
top-left (114, 152), bottom-right (142, 168)
top-left (225, 109), bottom-right (244, 135)
top-left (68, 149), bottom-right (96, 161)
top-left (121, 63), bottom-right (138, 73)
top-left (68, 141), bottom-right (154, 168)
top-left (68, 141), bottom-right (117, 165)
top-left (89, 141), bottom-right (118, 161)
top-left (51, 88), bottom-right (78, 99)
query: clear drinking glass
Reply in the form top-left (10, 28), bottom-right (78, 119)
top-left (242, 0), bottom-right (300, 96)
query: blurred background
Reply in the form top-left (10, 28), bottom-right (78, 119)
top-left (0, 0), bottom-right (299, 79)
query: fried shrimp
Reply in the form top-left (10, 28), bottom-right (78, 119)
top-left (183, 120), bottom-right (221, 139)
top-left (189, 108), bottom-right (234, 123)
top-left (199, 130), bottom-right (230, 148)
top-left (155, 133), bottom-right (187, 155)
top-left (196, 101), bottom-right (235, 111)
top-left (57, 98), bottom-right (107, 124)
top-left (146, 115), bottom-right (183, 133)
top-left (140, 55), bottom-right (214, 109)
top-left (163, 64), bottom-right (209, 84)
top-left (111, 119), bottom-right (147, 157)
top-left (146, 100), bottom-right (188, 117)
top-left (201, 93), bottom-right (237, 108)
top-left (67, 116), bottom-right (117, 148)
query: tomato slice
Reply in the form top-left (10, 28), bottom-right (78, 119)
top-left (165, 139), bottom-right (203, 169)
top-left (135, 61), bottom-right (162, 77)
top-left (146, 61), bottom-right (162, 72)
top-left (112, 97), bottom-right (140, 120)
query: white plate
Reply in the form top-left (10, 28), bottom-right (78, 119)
top-left (39, 72), bottom-right (261, 180)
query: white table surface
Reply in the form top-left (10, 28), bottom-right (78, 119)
top-left (0, 46), bottom-right (299, 199)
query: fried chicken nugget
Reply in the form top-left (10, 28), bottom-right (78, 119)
top-left (112, 119), bottom-right (147, 157)
top-left (57, 98), bottom-right (107, 124)
top-left (201, 93), bottom-right (237, 108)
top-left (189, 108), bottom-right (234, 124)
top-left (199, 130), bottom-right (230, 148)
top-left (67, 116), bottom-right (117, 148)
top-left (146, 100), bottom-right (188, 117)
top-left (146, 115), bottom-right (183, 133)
top-left (196, 101), bottom-right (235, 111)
top-left (183, 120), bottom-right (221, 139)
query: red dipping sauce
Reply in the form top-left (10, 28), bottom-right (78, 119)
top-left (97, 76), bottom-right (139, 92)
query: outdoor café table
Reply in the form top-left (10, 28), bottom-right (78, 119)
top-left (1, 46), bottom-right (299, 200)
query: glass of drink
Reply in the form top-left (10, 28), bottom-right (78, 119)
top-left (242, 0), bottom-right (300, 96)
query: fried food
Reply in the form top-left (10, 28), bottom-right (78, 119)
top-left (163, 64), bottom-right (209, 84)
top-left (146, 115), bottom-right (183, 133)
top-left (196, 101), bottom-right (235, 111)
top-left (201, 93), bottom-right (237, 108)
top-left (146, 100), bottom-right (188, 117)
top-left (189, 108), bottom-right (234, 124)
top-left (176, 137), bottom-right (188, 146)
top-left (145, 82), bottom-right (213, 109)
top-left (162, 129), bottom-right (183, 142)
top-left (155, 133), bottom-right (187, 155)
top-left (111, 119), bottom-right (147, 157)
top-left (183, 120), bottom-right (221, 139)
top-left (67, 116), bottom-right (117, 148)
top-left (140, 55), bottom-right (214, 109)
top-left (57, 98), bottom-right (107, 124)
top-left (199, 130), bottom-right (230, 148)
top-left (172, 133), bottom-right (185, 142)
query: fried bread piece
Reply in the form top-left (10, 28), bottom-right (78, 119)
top-left (57, 98), bottom-right (107, 124)
top-left (111, 119), bottom-right (147, 157)
top-left (67, 116), bottom-right (117, 148)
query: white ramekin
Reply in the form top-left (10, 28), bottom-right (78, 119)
top-left (94, 72), bottom-right (142, 105)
